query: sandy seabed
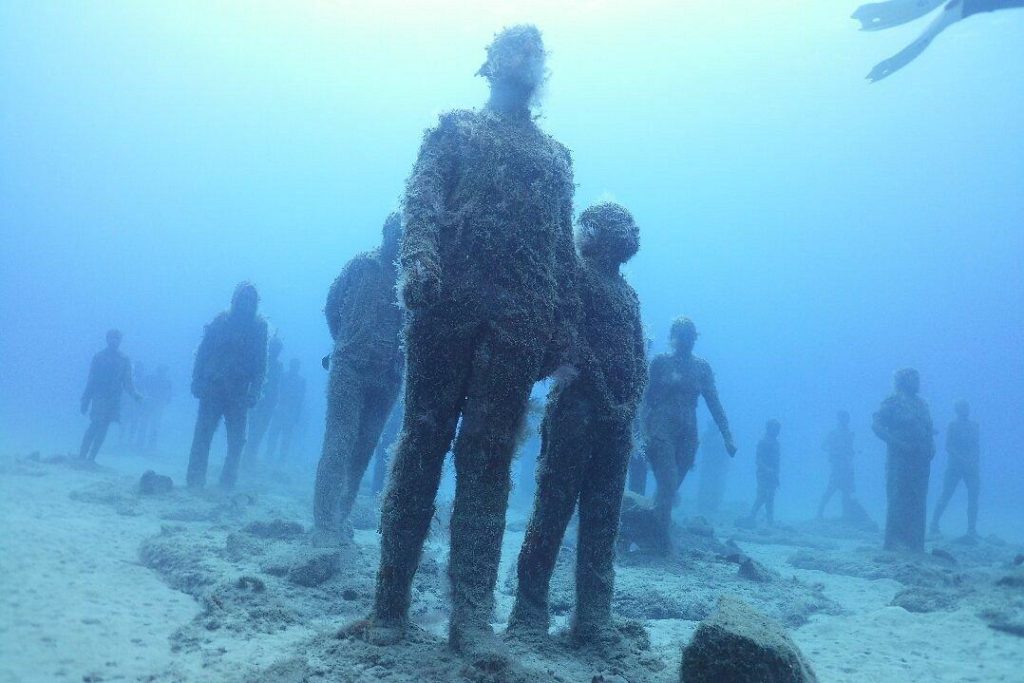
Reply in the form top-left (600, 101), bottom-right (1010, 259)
top-left (0, 448), bottom-right (1021, 683)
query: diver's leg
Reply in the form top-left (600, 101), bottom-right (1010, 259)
top-left (509, 394), bottom-right (587, 636)
top-left (448, 332), bottom-right (542, 653)
top-left (219, 400), bottom-right (248, 489)
top-left (186, 398), bottom-right (222, 488)
top-left (574, 419), bottom-right (631, 641)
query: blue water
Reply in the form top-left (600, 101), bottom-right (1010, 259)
top-left (2, 2), bottom-right (1022, 536)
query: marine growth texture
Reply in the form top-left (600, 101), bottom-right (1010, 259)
top-left (511, 202), bottom-right (647, 643)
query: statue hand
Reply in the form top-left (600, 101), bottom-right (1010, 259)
top-left (725, 438), bottom-right (738, 457)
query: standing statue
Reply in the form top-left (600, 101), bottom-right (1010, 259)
top-left (743, 419), bottom-right (782, 527)
top-left (245, 335), bottom-right (284, 466)
top-left (350, 26), bottom-right (579, 667)
top-left (509, 202), bottom-right (646, 645)
top-left (185, 282), bottom-right (268, 490)
top-left (313, 213), bottom-right (404, 540)
top-left (642, 317), bottom-right (736, 552)
top-left (265, 358), bottom-right (306, 461)
top-left (817, 410), bottom-right (856, 519)
top-left (79, 329), bottom-right (140, 461)
top-left (872, 368), bottom-right (935, 552)
top-left (930, 400), bottom-right (980, 539)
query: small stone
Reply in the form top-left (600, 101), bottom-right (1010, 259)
top-left (737, 558), bottom-right (773, 583)
top-left (342, 588), bottom-right (358, 601)
top-left (244, 520), bottom-right (305, 540)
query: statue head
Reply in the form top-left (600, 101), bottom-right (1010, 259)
top-left (478, 25), bottom-right (547, 110)
top-left (105, 328), bottom-right (123, 351)
top-left (894, 367), bottom-right (920, 397)
top-left (766, 418), bottom-right (781, 437)
top-left (577, 202), bottom-right (639, 269)
top-left (669, 317), bottom-right (698, 355)
top-left (230, 281), bottom-right (259, 320)
top-left (837, 410), bottom-right (850, 427)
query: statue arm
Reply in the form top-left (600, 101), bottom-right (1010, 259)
top-left (702, 364), bottom-right (736, 454)
top-left (400, 115), bottom-right (459, 310)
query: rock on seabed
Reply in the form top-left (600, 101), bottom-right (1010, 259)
top-left (680, 596), bottom-right (818, 683)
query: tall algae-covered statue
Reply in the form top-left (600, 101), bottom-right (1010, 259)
top-left (872, 368), bottom-right (935, 552)
top-left (186, 282), bottom-right (268, 489)
top-left (79, 329), bottom-right (140, 461)
top-left (244, 335), bottom-right (283, 465)
top-left (509, 203), bottom-right (646, 644)
top-left (353, 26), bottom-right (578, 664)
top-left (642, 317), bottom-right (736, 552)
top-left (313, 214), bottom-right (404, 540)
top-left (930, 400), bottom-right (980, 538)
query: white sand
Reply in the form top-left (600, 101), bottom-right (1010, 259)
top-left (1, 453), bottom-right (1022, 682)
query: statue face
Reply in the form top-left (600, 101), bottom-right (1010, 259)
top-left (106, 329), bottom-right (123, 350)
top-left (895, 368), bottom-right (920, 396)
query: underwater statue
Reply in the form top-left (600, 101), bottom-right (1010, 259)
top-left (872, 368), bottom-right (935, 552)
top-left (185, 282), bottom-right (268, 490)
top-left (856, 0), bottom-right (1024, 81)
top-left (744, 419), bottom-right (782, 527)
top-left (135, 364), bottom-right (173, 452)
top-left (817, 410), bottom-right (857, 519)
top-left (642, 317), bottom-right (736, 552)
top-left (79, 328), bottom-right (140, 461)
top-left (354, 25), bottom-right (579, 664)
top-left (370, 400), bottom-right (403, 496)
top-left (312, 213), bottom-right (404, 540)
top-left (265, 358), bottom-right (306, 461)
top-left (696, 419), bottom-right (732, 514)
top-left (244, 335), bottom-right (283, 465)
top-left (508, 202), bottom-right (646, 645)
top-left (930, 400), bottom-right (980, 538)
top-left (120, 360), bottom-right (146, 445)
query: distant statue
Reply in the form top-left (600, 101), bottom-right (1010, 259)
top-left (349, 26), bottom-right (579, 667)
top-left (872, 368), bottom-right (935, 552)
top-left (312, 213), bottom-right (404, 541)
top-left (245, 335), bottom-right (284, 466)
top-left (509, 202), bottom-right (646, 645)
top-left (120, 360), bottom-right (146, 445)
top-left (696, 419), bottom-right (732, 515)
top-left (185, 282), bottom-right (268, 489)
top-left (743, 419), bottom-right (782, 527)
top-left (817, 410), bottom-right (857, 519)
top-left (930, 400), bottom-right (980, 538)
top-left (265, 358), bottom-right (306, 461)
top-left (642, 317), bottom-right (736, 552)
top-left (855, 0), bottom-right (1024, 82)
top-left (136, 364), bottom-right (173, 452)
top-left (79, 329), bottom-right (140, 461)
top-left (370, 400), bottom-right (403, 496)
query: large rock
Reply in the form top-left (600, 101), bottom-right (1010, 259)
top-left (681, 596), bottom-right (818, 683)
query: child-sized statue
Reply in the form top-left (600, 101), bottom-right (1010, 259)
top-left (509, 202), bottom-right (647, 644)
top-left (512, 202), bottom-right (647, 647)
